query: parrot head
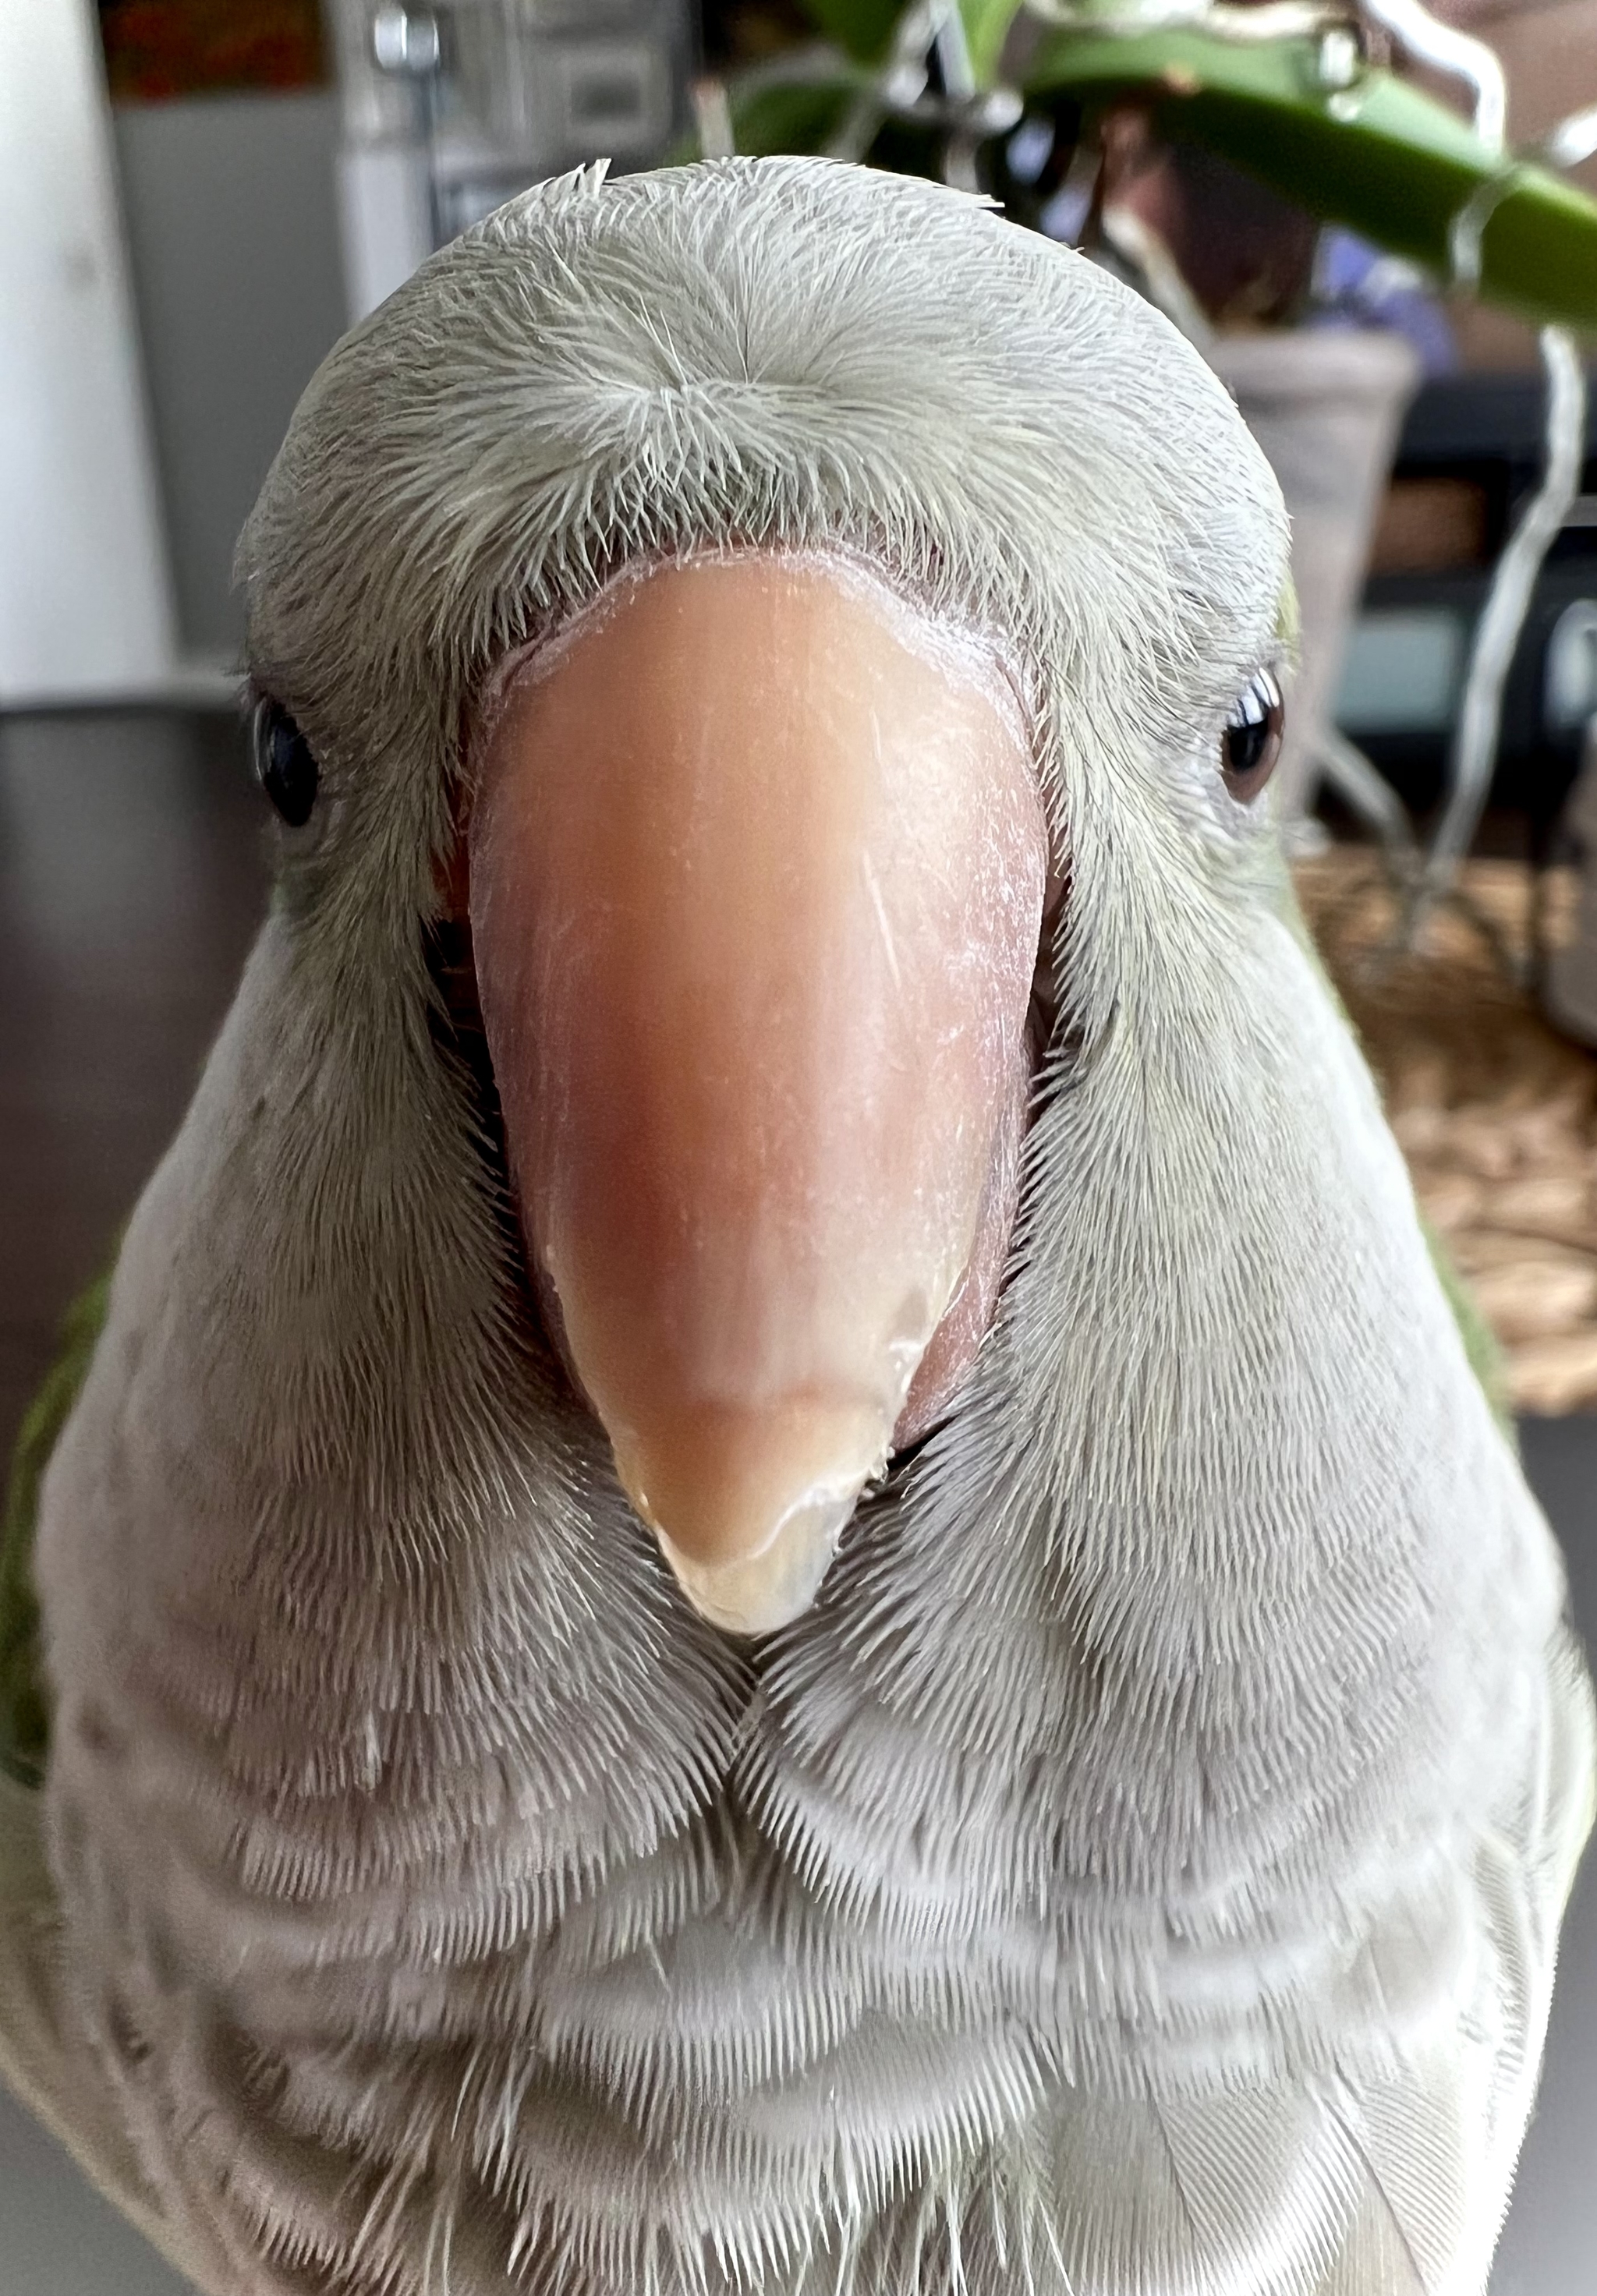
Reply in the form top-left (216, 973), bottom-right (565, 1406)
top-left (238, 157), bottom-right (1307, 1647)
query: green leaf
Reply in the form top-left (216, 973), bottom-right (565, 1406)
top-left (1025, 27), bottom-right (1597, 331)
top-left (0, 1269), bottom-right (113, 1789)
top-left (728, 74), bottom-right (857, 157)
top-left (960, 0), bottom-right (1025, 83)
top-left (1425, 1219), bottom-right (1516, 1438)
top-left (797, 0), bottom-right (905, 62)
top-left (796, 1), bottom-right (1025, 84)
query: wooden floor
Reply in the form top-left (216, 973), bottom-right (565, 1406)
top-left (0, 708), bottom-right (1595, 2293)
top-left (0, 707), bottom-right (267, 1465)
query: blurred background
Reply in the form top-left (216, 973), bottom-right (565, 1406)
top-left (2, 1), bottom-right (1597, 2290)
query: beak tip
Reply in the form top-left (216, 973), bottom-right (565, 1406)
top-left (653, 1483), bottom-right (860, 1636)
top-left (612, 1398), bottom-right (894, 1634)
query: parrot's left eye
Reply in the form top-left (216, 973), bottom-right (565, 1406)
top-left (253, 698), bottom-right (319, 827)
top-left (1221, 669), bottom-right (1284, 803)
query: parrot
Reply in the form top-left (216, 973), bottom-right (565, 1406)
top-left (0, 152), bottom-right (1593, 2296)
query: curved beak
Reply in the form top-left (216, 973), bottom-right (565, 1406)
top-left (468, 552), bottom-right (1046, 1633)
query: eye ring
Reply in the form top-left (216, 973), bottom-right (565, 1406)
top-left (253, 698), bottom-right (319, 828)
top-left (1222, 667), bottom-right (1284, 803)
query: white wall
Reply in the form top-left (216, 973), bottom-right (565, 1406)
top-left (0, 0), bottom-right (177, 705)
top-left (112, 93), bottom-right (349, 660)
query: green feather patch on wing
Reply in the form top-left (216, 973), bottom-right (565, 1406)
top-left (0, 1272), bottom-right (112, 1789)
top-left (1423, 1219), bottom-right (1514, 1437)
top-left (1275, 867), bottom-right (1514, 1441)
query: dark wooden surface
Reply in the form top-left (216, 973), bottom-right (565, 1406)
top-left (0, 708), bottom-right (1593, 2291)
top-left (0, 707), bottom-right (267, 1466)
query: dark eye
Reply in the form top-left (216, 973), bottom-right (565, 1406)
top-left (1222, 668), bottom-right (1284, 802)
top-left (253, 699), bottom-right (319, 827)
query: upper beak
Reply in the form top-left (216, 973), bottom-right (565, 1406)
top-left (466, 550), bottom-right (1046, 1633)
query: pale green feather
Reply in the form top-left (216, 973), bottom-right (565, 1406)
top-left (1277, 858), bottom-right (1514, 1438)
top-left (0, 1271), bottom-right (112, 1788)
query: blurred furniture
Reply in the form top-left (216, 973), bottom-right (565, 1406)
top-left (1335, 372), bottom-right (1597, 831)
top-left (329, 0), bottom-right (696, 320)
top-left (1545, 716), bottom-right (1597, 1044)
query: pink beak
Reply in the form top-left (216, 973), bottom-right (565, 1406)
top-left (467, 551), bottom-right (1046, 1633)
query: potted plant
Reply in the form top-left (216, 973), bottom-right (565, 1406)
top-left (700, 0), bottom-right (1597, 902)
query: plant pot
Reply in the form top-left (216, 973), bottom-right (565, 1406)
top-left (1209, 327), bottom-right (1422, 826)
top-left (1544, 716), bottom-right (1597, 1047)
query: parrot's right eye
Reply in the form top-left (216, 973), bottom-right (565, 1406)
top-left (253, 698), bottom-right (319, 827)
top-left (1221, 668), bottom-right (1284, 803)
